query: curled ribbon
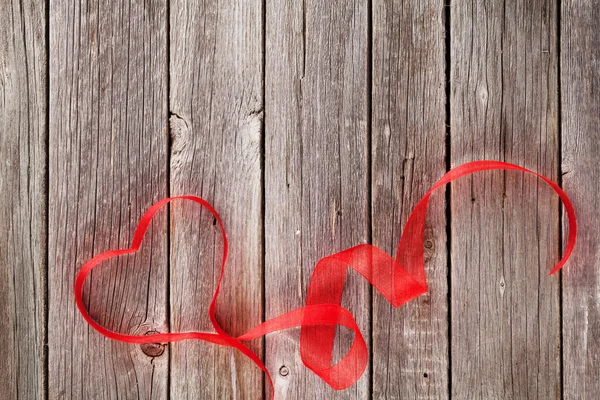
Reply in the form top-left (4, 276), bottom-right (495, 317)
top-left (74, 161), bottom-right (577, 398)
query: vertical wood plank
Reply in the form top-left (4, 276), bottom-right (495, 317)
top-left (48, 0), bottom-right (169, 397)
top-left (561, 0), bottom-right (600, 397)
top-left (168, 0), bottom-right (264, 398)
top-left (0, 0), bottom-right (47, 397)
top-left (371, 0), bottom-right (448, 398)
top-left (450, 0), bottom-right (560, 397)
top-left (264, 0), bottom-right (370, 398)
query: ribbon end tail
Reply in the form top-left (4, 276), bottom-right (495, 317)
top-left (549, 264), bottom-right (562, 276)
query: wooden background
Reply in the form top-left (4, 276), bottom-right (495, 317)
top-left (0, 0), bottom-right (598, 398)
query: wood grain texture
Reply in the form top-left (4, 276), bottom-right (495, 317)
top-left (561, 0), bottom-right (600, 398)
top-left (48, 0), bottom-right (169, 398)
top-left (264, 0), bottom-right (370, 398)
top-left (168, 0), bottom-right (264, 398)
top-left (4, 0), bottom-right (600, 396)
top-left (371, 0), bottom-right (448, 398)
top-left (0, 0), bottom-right (47, 397)
top-left (450, 0), bottom-right (561, 398)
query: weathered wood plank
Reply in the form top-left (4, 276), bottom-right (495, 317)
top-left (48, 0), bottom-right (169, 398)
top-left (264, 0), bottom-right (370, 398)
top-left (561, 1), bottom-right (600, 397)
top-left (0, 0), bottom-right (47, 397)
top-left (371, 0), bottom-right (448, 398)
top-left (450, 0), bottom-right (560, 397)
top-left (168, 0), bottom-right (264, 398)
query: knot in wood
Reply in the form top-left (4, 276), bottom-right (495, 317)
top-left (140, 330), bottom-right (165, 357)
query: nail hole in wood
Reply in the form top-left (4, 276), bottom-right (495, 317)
top-left (279, 366), bottom-right (289, 377)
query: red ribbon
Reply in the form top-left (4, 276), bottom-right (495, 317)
top-left (74, 161), bottom-right (577, 398)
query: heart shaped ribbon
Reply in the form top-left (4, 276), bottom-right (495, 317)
top-left (75, 160), bottom-right (577, 398)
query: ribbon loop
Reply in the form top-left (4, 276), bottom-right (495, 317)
top-left (74, 160), bottom-right (577, 399)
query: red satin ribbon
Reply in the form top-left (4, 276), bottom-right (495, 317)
top-left (74, 161), bottom-right (577, 398)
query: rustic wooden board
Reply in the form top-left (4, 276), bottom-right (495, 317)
top-left (371, 0), bottom-right (448, 398)
top-left (168, 0), bottom-right (264, 397)
top-left (264, 0), bottom-right (370, 398)
top-left (47, 0), bottom-right (170, 398)
top-left (0, 0), bottom-right (47, 397)
top-left (4, 0), bottom-right (600, 397)
top-left (450, 0), bottom-right (561, 397)
top-left (561, 1), bottom-right (600, 397)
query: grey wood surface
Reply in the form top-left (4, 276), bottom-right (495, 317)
top-left (0, 0), bottom-right (47, 398)
top-left (561, 0), bottom-right (600, 398)
top-left (371, 0), bottom-right (448, 399)
top-left (169, 0), bottom-right (264, 397)
top-left (264, 1), bottom-right (370, 398)
top-left (47, 0), bottom-right (169, 398)
top-left (450, 0), bottom-right (561, 397)
top-left (1, 0), bottom-right (599, 398)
